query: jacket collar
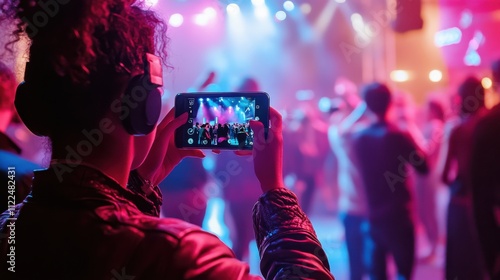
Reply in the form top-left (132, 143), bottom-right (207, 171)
top-left (30, 164), bottom-right (161, 217)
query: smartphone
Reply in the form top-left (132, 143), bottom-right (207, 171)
top-left (175, 92), bottom-right (270, 150)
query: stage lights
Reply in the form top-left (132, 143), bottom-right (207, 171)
top-left (481, 77), bottom-right (492, 89)
top-left (350, 13), bottom-right (364, 33)
top-left (283, 1), bottom-right (295, 11)
top-left (204, 7), bottom-right (217, 20)
top-left (169, 13), bottom-right (184, 27)
top-left (193, 6), bottom-right (217, 26)
top-left (390, 70), bottom-right (410, 82)
top-left (429, 70), bottom-right (443, 83)
top-left (318, 97), bottom-right (331, 113)
top-left (226, 3), bottom-right (241, 15)
top-left (251, 0), bottom-right (266, 7)
top-left (254, 6), bottom-right (270, 19)
top-left (276, 11), bottom-right (287, 21)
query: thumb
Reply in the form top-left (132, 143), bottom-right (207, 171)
top-left (157, 107), bottom-right (176, 130)
top-left (250, 120), bottom-right (266, 146)
top-left (249, 120), bottom-right (264, 136)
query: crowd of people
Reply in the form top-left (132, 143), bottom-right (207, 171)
top-left (193, 122), bottom-right (253, 148)
top-left (325, 74), bottom-right (499, 280)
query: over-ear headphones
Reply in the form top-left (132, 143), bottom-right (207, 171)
top-left (15, 61), bottom-right (55, 137)
top-left (15, 53), bottom-right (163, 137)
top-left (121, 53), bottom-right (163, 135)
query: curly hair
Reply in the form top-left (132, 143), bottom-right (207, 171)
top-left (0, 0), bottom-right (169, 84)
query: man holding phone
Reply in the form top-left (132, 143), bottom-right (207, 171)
top-left (0, 1), bottom-right (333, 279)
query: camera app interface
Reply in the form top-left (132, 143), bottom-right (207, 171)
top-left (185, 96), bottom-right (256, 149)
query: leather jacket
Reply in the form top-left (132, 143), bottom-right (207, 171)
top-left (0, 165), bottom-right (333, 279)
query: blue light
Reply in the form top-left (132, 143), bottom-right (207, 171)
top-left (464, 50), bottom-right (481, 66)
top-left (283, 1), bottom-right (295, 11)
top-left (318, 97), bottom-right (331, 113)
top-left (434, 27), bottom-right (462, 48)
top-left (226, 3), bottom-right (241, 15)
top-left (275, 11), bottom-right (287, 21)
top-left (202, 156), bottom-right (215, 171)
top-left (251, 0), bottom-right (265, 7)
top-left (199, 98), bottom-right (203, 101)
top-left (203, 197), bottom-right (232, 247)
top-left (206, 98), bottom-right (210, 101)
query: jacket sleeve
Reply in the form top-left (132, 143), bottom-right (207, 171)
top-left (253, 188), bottom-right (334, 280)
top-left (174, 229), bottom-right (263, 280)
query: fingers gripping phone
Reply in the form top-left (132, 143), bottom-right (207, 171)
top-left (175, 92), bottom-right (270, 150)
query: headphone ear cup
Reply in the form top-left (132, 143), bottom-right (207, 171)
top-left (15, 81), bottom-right (53, 137)
top-left (121, 75), bottom-right (162, 135)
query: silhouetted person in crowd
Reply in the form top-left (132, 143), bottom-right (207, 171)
top-left (471, 61), bottom-right (500, 280)
top-left (0, 1), bottom-right (333, 279)
top-left (284, 107), bottom-right (329, 216)
top-left (441, 76), bottom-right (488, 280)
top-left (194, 122), bottom-right (201, 144)
top-left (236, 125), bottom-right (248, 149)
top-left (218, 123), bottom-right (230, 147)
top-left (200, 123), bottom-right (211, 145)
top-left (414, 99), bottom-right (445, 263)
top-left (353, 82), bottom-right (428, 280)
top-left (0, 61), bottom-right (40, 213)
top-left (329, 95), bottom-right (371, 280)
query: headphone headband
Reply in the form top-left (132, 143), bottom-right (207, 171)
top-left (121, 53), bottom-right (163, 135)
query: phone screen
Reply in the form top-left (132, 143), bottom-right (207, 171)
top-left (175, 92), bottom-right (269, 150)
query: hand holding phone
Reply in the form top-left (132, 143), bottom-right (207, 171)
top-left (175, 92), bottom-right (270, 150)
top-left (251, 107), bottom-right (285, 192)
top-left (134, 108), bottom-right (205, 186)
